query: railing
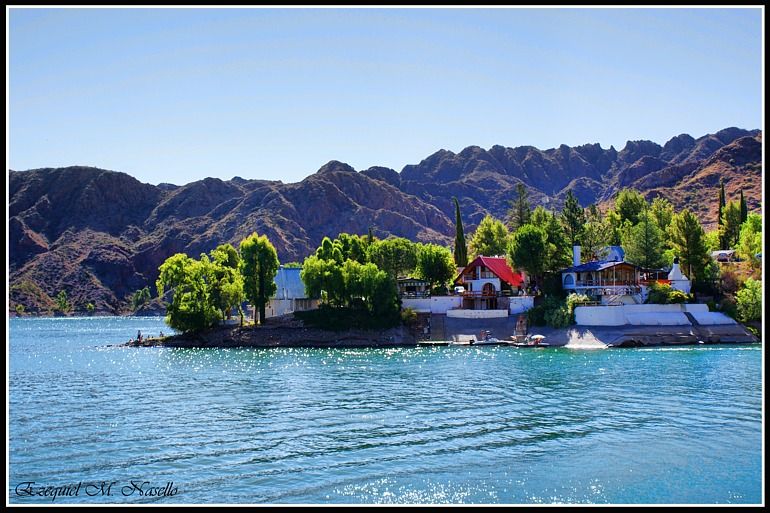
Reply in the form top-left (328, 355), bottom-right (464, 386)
top-left (400, 291), bottom-right (430, 298)
top-left (573, 280), bottom-right (638, 287)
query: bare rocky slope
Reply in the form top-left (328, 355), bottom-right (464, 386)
top-left (8, 127), bottom-right (762, 314)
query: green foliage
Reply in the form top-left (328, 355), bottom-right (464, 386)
top-left (650, 196), bottom-right (674, 235)
top-left (622, 209), bottom-right (665, 269)
top-left (368, 237), bottom-right (417, 279)
top-left (543, 213), bottom-right (572, 272)
top-left (719, 200), bottom-right (742, 249)
top-left (645, 282), bottom-right (691, 304)
top-left (703, 230), bottom-right (721, 252)
top-left (739, 189), bottom-right (748, 224)
top-left (668, 209), bottom-right (710, 284)
top-left (737, 213), bottom-right (762, 268)
top-left (282, 262), bottom-right (303, 268)
top-left (581, 220), bottom-right (610, 262)
top-left (294, 305), bottom-right (400, 331)
top-left (209, 244), bottom-right (245, 321)
top-left (736, 278), bottom-right (761, 323)
top-left (527, 296), bottom-right (580, 328)
top-left (718, 179), bottom-right (726, 226)
top-left (15, 304), bottom-right (25, 315)
top-left (453, 197), bottom-right (468, 267)
top-left (602, 208), bottom-right (623, 246)
top-left (506, 183), bottom-right (532, 231)
top-left (86, 303), bottom-right (95, 314)
top-left (300, 235), bottom-right (400, 324)
top-left (529, 206), bottom-right (552, 230)
top-left (561, 190), bottom-right (585, 246)
top-left (469, 214), bottom-right (510, 258)
top-left (508, 224), bottom-right (547, 279)
top-left (55, 290), bottom-right (71, 313)
top-left (240, 232), bottom-right (280, 324)
top-left (615, 188), bottom-right (647, 225)
top-left (401, 307), bottom-right (418, 327)
top-left (544, 302), bottom-right (572, 328)
top-left (415, 243), bottom-right (456, 292)
top-left (131, 286), bottom-right (152, 311)
top-left (156, 253), bottom-right (220, 333)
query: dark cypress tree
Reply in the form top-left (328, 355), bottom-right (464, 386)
top-left (718, 180), bottom-right (726, 225)
top-left (453, 197), bottom-right (468, 266)
top-left (739, 189), bottom-right (748, 224)
top-left (718, 180), bottom-right (726, 249)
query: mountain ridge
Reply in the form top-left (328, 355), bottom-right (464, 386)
top-left (9, 127), bottom-right (762, 314)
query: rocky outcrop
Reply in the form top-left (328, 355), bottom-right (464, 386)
top-left (9, 128), bottom-right (762, 314)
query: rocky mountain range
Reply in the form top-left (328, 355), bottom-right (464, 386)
top-left (9, 127), bottom-right (762, 314)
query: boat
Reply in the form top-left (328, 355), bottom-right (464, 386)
top-left (508, 334), bottom-right (549, 347)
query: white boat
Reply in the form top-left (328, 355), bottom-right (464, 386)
top-left (508, 334), bottom-right (549, 347)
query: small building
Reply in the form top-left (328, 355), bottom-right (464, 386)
top-left (265, 266), bottom-right (317, 319)
top-left (454, 256), bottom-right (524, 310)
top-left (398, 277), bottom-right (430, 298)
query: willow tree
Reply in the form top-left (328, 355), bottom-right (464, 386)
top-left (453, 197), bottom-right (468, 266)
top-left (239, 233), bottom-right (279, 324)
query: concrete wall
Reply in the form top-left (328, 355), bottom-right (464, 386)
top-left (575, 303), bottom-right (711, 326)
top-left (402, 296), bottom-right (462, 314)
top-left (463, 278), bottom-right (501, 294)
top-left (447, 309), bottom-right (509, 319)
top-left (690, 312), bottom-right (737, 325)
top-left (509, 296), bottom-right (534, 314)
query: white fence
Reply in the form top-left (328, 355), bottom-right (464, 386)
top-left (574, 303), bottom-right (716, 326)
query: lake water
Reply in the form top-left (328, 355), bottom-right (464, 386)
top-left (8, 317), bottom-right (763, 504)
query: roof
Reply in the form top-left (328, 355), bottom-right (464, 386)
top-left (455, 256), bottom-right (524, 287)
top-left (710, 250), bottom-right (736, 256)
top-left (272, 266), bottom-right (307, 299)
top-left (560, 260), bottom-right (639, 273)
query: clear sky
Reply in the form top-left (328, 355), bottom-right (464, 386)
top-left (8, 7), bottom-right (763, 186)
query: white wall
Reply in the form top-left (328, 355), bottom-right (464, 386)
top-left (574, 304), bottom-right (710, 326)
top-left (447, 309), bottom-right (508, 319)
top-left (509, 296), bottom-right (534, 314)
top-left (402, 296), bottom-right (462, 314)
top-left (464, 278), bottom-right (501, 293)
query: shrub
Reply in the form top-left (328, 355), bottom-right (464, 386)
top-left (736, 278), bottom-right (761, 323)
top-left (667, 290), bottom-right (690, 304)
top-left (544, 302), bottom-right (572, 328)
top-left (401, 307), bottom-right (418, 327)
top-left (646, 282), bottom-right (691, 304)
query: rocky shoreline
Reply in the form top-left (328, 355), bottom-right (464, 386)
top-left (122, 316), bottom-right (418, 349)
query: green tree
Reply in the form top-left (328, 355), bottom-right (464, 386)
top-left (453, 197), bottom-right (468, 266)
top-left (156, 253), bottom-right (220, 333)
top-left (468, 214), bottom-right (510, 257)
top-left (210, 244), bottom-right (245, 321)
top-left (736, 278), bottom-right (761, 323)
top-left (336, 233), bottom-right (368, 263)
top-left (668, 209), bottom-right (710, 283)
top-left (55, 290), bottom-right (71, 314)
top-left (508, 224), bottom-right (547, 283)
top-left (86, 302), bottom-right (95, 315)
top-left (560, 190), bottom-right (585, 246)
top-left (368, 237), bottom-right (417, 279)
top-left (718, 179), bottom-right (726, 226)
top-left (586, 203), bottom-right (602, 224)
top-left (581, 220), bottom-right (610, 262)
top-left (615, 188), bottom-right (647, 225)
top-left (650, 196), bottom-right (674, 235)
top-left (703, 230), bottom-right (721, 252)
top-left (415, 243), bottom-right (456, 293)
top-left (240, 232), bottom-right (279, 324)
top-left (739, 189), bottom-right (748, 223)
top-left (602, 208), bottom-right (623, 246)
top-left (529, 205), bottom-right (552, 230)
top-left (506, 183), bottom-right (532, 231)
top-left (15, 304), bottom-right (24, 315)
top-left (543, 213), bottom-right (572, 272)
top-left (131, 286), bottom-right (152, 311)
top-left (301, 255), bottom-right (345, 306)
top-left (719, 200), bottom-right (742, 249)
top-left (622, 209), bottom-right (665, 269)
top-left (736, 212), bottom-right (762, 268)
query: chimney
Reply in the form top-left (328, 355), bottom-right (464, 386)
top-left (573, 245), bottom-right (581, 267)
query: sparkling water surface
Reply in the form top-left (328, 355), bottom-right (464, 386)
top-left (8, 317), bottom-right (762, 504)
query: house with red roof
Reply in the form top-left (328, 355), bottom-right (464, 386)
top-left (454, 256), bottom-right (525, 310)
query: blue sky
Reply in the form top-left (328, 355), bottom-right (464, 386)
top-left (8, 7), bottom-right (763, 185)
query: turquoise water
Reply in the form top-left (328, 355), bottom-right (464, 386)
top-left (8, 317), bottom-right (763, 504)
